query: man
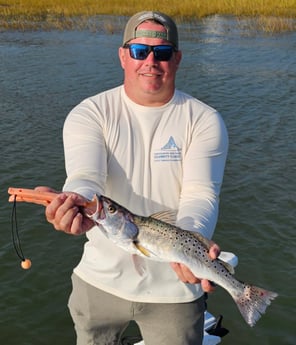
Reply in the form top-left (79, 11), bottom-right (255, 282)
top-left (41, 11), bottom-right (228, 345)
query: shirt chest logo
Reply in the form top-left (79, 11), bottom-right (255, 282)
top-left (154, 136), bottom-right (182, 162)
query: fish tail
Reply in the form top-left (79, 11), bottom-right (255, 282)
top-left (232, 284), bottom-right (278, 327)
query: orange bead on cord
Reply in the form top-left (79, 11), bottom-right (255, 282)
top-left (21, 258), bottom-right (32, 270)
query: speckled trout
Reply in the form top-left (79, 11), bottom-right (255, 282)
top-left (87, 194), bottom-right (278, 327)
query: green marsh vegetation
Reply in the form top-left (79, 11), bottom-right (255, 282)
top-left (1, 0), bottom-right (296, 32)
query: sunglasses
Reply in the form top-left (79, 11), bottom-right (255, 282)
top-left (123, 43), bottom-right (177, 61)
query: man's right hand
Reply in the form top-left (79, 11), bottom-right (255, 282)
top-left (35, 187), bottom-right (95, 235)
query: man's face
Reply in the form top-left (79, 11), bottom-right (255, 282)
top-left (119, 21), bottom-right (182, 106)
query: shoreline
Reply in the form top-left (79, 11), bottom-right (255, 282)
top-left (1, 14), bottom-right (295, 34)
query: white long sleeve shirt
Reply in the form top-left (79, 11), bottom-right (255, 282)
top-left (63, 85), bottom-right (228, 303)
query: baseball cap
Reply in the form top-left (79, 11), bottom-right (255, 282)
top-left (123, 11), bottom-right (179, 49)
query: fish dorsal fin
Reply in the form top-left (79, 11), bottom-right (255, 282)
top-left (189, 232), bottom-right (236, 274)
top-left (150, 210), bottom-right (177, 225)
top-left (188, 231), bottom-right (212, 250)
top-left (217, 258), bottom-right (235, 275)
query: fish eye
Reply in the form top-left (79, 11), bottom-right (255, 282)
top-left (108, 204), bottom-right (116, 214)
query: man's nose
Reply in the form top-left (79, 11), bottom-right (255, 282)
top-left (145, 51), bottom-right (157, 64)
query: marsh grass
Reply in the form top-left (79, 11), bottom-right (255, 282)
top-left (1, 0), bottom-right (295, 32)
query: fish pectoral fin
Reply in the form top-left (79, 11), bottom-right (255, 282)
top-left (133, 242), bottom-right (151, 257)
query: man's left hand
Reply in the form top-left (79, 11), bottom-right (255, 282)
top-left (170, 243), bottom-right (220, 293)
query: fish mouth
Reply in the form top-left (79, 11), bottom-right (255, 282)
top-left (97, 195), bottom-right (105, 220)
top-left (84, 194), bottom-right (105, 223)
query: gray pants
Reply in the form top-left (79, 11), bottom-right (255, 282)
top-left (68, 273), bottom-right (205, 345)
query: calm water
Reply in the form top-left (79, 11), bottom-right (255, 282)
top-left (0, 16), bottom-right (295, 345)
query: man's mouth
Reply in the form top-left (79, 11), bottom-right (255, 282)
top-left (140, 72), bottom-right (161, 77)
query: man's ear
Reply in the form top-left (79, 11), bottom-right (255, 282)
top-left (174, 50), bottom-right (182, 69)
top-left (118, 47), bottom-right (126, 69)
